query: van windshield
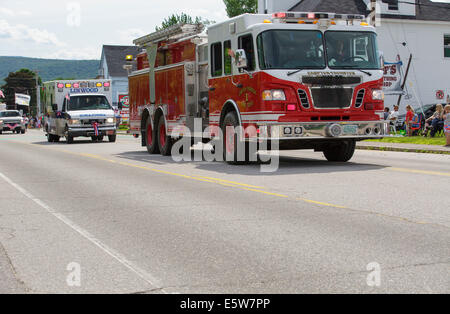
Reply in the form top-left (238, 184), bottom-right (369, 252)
top-left (68, 96), bottom-right (111, 111)
top-left (0, 111), bottom-right (20, 117)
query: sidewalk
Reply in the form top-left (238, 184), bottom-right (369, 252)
top-left (357, 141), bottom-right (450, 154)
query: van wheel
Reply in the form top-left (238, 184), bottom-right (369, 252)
top-left (145, 118), bottom-right (159, 154)
top-left (222, 112), bottom-right (250, 165)
top-left (157, 117), bottom-right (172, 156)
top-left (47, 134), bottom-right (53, 142)
top-left (21, 129), bottom-right (26, 134)
top-left (66, 128), bottom-right (74, 144)
top-left (108, 135), bottom-right (116, 143)
top-left (323, 140), bottom-right (356, 162)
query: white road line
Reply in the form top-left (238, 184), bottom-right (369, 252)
top-left (0, 171), bottom-right (167, 294)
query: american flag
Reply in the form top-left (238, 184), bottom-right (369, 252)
top-left (0, 90), bottom-right (5, 98)
top-left (92, 122), bottom-right (99, 136)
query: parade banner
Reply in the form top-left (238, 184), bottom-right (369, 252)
top-left (15, 93), bottom-right (31, 106)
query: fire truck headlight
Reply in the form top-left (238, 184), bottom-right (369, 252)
top-left (262, 89), bottom-right (286, 101)
top-left (372, 89), bottom-right (384, 100)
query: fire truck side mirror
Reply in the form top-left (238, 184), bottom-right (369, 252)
top-left (234, 49), bottom-right (248, 69)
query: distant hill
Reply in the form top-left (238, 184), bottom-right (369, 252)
top-left (0, 56), bottom-right (100, 85)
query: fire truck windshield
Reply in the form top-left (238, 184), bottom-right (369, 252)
top-left (325, 31), bottom-right (380, 70)
top-left (257, 30), bottom-right (326, 70)
top-left (68, 96), bottom-right (111, 111)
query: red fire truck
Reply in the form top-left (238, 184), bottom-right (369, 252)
top-left (128, 12), bottom-right (387, 163)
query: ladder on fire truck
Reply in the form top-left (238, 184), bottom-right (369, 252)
top-left (133, 23), bottom-right (205, 47)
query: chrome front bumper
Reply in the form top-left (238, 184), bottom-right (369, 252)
top-left (257, 121), bottom-right (389, 141)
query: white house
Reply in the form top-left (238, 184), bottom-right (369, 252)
top-left (259, 0), bottom-right (450, 113)
top-left (99, 45), bottom-right (140, 108)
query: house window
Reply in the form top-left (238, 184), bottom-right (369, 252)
top-left (445, 35), bottom-right (450, 58)
top-left (382, 0), bottom-right (398, 10)
top-left (211, 42), bottom-right (222, 77)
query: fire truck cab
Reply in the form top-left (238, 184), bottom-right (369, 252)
top-left (129, 12), bottom-right (388, 163)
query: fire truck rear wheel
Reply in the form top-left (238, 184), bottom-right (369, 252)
top-left (222, 112), bottom-right (250, 165)
top-left (323, 140), bottom-right (356, 162)
top-left (145, 118), bottom-right (159, 154)
top-left (157, 117), bottom-right (172, 156)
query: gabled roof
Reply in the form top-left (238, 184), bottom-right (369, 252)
top-left (290, 0), bottom-right (450, 22)
top-left (101, 45), bottom-right (140, 78)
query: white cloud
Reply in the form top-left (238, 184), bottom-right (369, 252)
top-left (46, 47), bottom-right (100, 60)
top-left (0, 19), bottom-right (63, 46)
top-left (0, 8), bottom-right (32, 17)
top-left (118, 28), bottom-right (147, 45)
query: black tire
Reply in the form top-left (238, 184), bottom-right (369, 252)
top-left (0, 131), bottom-right (2, 135)
top-left (157, 117), bottom-right (172, 156)
top-left (54, 136), bottom-right (60, 142)
top-left (145, 118), bottom-right (159, 154)
top-left (21, 129), bottom-right (26, 134)
top-left (108, 135), bottom-right (116, 143)
top-left (221, 111), bottom-right (250, 165)
top-left (47, 134), bottom-right (54, 142)
top-left (323, 140), bottom-right (356, 162)
top-left (66, 128), bottom-right (74, 144)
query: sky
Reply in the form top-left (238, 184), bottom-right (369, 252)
top-left (1, 0), bottom-right (450, 60)
top-left (0, 0), bottom-right (228, 60)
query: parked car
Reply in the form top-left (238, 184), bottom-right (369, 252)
top-left (0, 110), bottom-right (27, 134)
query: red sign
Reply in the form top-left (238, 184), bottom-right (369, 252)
top-left (436, 90), bottom-right (444, 100)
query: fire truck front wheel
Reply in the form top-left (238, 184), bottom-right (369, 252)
top-left (323, 140), bottom-right (356, 162)
top-left (157, 117), bottom-right (172, 156)
top-left (222, 112), bottom-right (250, 165)
top-left (145, 118), bottom-right (159, 154)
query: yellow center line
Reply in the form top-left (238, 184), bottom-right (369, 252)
top-left (241, 188), bottom-right (289, 198)
top-left (297, 198), bottom-right (347, 209)
top-left (389, 167), bottom-right (450, 177)
top-left (195, 176), bottom-right (265, 189)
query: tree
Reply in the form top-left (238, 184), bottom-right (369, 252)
top-left (1, 69), bottom-right (41, 115)
top-left (156, 13), bottom-right (214, 31)
top-left (223, 0), bottom-right (257, 18)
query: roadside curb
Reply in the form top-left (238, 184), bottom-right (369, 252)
top-left (356, 145), bottom-right (450, 155)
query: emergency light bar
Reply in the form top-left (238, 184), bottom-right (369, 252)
top-left (272, 12), bottom-right (366, 23)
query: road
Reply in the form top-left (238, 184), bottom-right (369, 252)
top-left (0, 129), bottom-right (448, 294)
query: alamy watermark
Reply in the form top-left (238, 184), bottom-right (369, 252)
top-left (168, 118), bottom-right (280, 173)
top-left (67, 2), bottom-right (81, 27)
top-left (66, 262), bottom-right (81, 287)
top-left (366, 262), bottom-right (381, 287)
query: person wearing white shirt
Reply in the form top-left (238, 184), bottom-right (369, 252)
top-left (388, 105), bottom-right (400, 133)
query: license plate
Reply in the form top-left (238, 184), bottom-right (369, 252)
top-left (107, 131), bottom-right (114, 135)
top-left (343, 125), bottom-right (358, 134)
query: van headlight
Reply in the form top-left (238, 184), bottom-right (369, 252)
top-left (106, 117), bottom-right (116, 124)
top-left (69, 119), bottom-right (81, 125)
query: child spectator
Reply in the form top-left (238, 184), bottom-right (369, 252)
top-left (405, 105), bottom-right (415, 137)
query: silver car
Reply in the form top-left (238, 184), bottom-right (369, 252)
top-left (0, 110), bottom-right (26, 134)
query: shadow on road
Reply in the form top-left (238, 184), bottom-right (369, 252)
top-left (32, 140), bottom-right (113, 146)
top-left (113, 150), bottom-right (387, 176)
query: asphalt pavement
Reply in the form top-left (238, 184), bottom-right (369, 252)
top-left (0, 129), bottom-right (448, 293)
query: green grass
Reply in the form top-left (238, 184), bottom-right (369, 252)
top-left (367, 136), bottom-right (446, 146)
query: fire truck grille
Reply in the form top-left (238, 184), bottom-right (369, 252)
top-left (297, 90), bottom-right (310, 109)
top-left (82, 119), bottom-right (105, 125)
top-left (302, 76), bottom-right (361, 86)
top-left (310, 88), bottom-right (353, 109)
top-left (355, 89), bottom-right (365, 108)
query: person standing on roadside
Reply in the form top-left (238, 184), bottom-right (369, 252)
top-left (405, 105), bottom-right (415, 137)
top-left (444, 104), bottom-right (450, 147)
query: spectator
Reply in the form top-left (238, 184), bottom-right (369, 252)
top-left (423, 104), bottom-right (444, 137)
top-left (383, 107), bottom-right (390, 120)
top-left (388, 105), bottom-right (400, 133)
top-left (444, 105), bottom-right (450, 147)
top-left (405, 105), bottom-right (415, 136)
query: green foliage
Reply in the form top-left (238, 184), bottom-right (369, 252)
top-left (0, 57), bottom-right (99, 86)
top-left (367, 136), bottom-right (446, 146)
top-left (1, 69), bottom-right (37, 115)
top-left (156, 12), bottom-right (214, 31)
top-left (223, 0), bottom-right (257, 18)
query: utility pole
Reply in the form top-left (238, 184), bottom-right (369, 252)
top-left (34, 71), bottom-right (41, 117)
